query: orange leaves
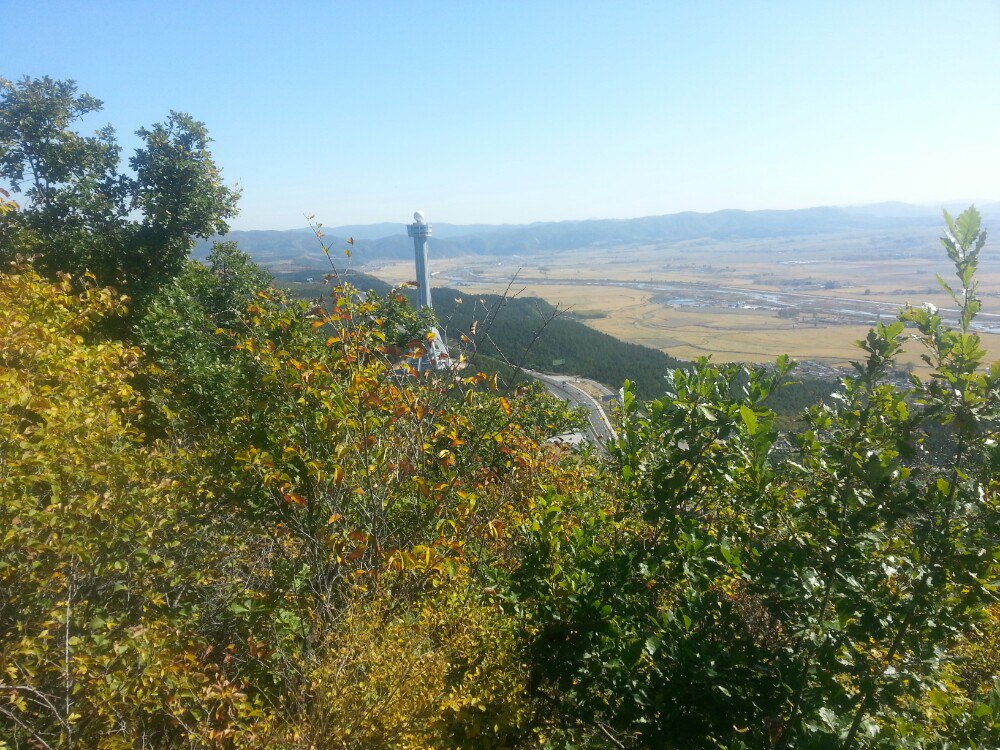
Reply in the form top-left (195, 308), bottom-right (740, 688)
top-left (350, 371), bottom-right (378, 393)
top-left (247, 636), bottom-right (270, 660)
top-left (282, 492), bottom-right (307, 506)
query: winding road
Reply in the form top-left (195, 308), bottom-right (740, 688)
top-left (526, 369), bottom-right (618, 450)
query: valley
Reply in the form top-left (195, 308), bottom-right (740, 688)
top-left (365, 225), bottom-right (1000, 372)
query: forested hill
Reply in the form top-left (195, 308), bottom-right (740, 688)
top-left (198, 202), bottom-right (1000, 265)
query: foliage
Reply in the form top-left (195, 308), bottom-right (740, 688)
top-left (135, 241), bottom-right (272, 438)
top-left (0, 187), bottom-right (37, 255)
top-left (505, 207), bottom-right (999, 748)
top-left (242, 582), bottom-right (536, 750)
top-left (284, 270), bottom-right (589, 438)
top-left (132, 241), bottom-right (593, 744)
top-left (0, 268), bottom-right (253, 748)
top-left (0, 76), bottom-right (239, 303)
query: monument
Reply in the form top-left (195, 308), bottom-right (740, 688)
top-left (407, 211), bottom-right (451, 370)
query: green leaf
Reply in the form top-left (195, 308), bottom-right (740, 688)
top-left (973, 702), bottom-right (992, 718)
top-left (954, 205), bottom-right (982, 246)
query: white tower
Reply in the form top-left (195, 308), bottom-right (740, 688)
top-left (406, 211), bottom-right (450, 370)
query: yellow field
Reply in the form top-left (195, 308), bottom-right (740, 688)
top-left (429, 280), bottom-right (1000, 370)
top-left (366, 237), bottom-right (1000, 372)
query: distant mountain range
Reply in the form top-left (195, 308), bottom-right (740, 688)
top-left (194, 202), bottom-right (1000, 269)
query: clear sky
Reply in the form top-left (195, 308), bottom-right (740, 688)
top-left (3, 1), bottom-right (999, 229)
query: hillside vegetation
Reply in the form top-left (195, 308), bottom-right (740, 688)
top-left (282, 269), bottom-right (836, 416)
top-left (1, 77), bottom-right (998, 750)
top-left (281, 270), bottom-right (686, 398)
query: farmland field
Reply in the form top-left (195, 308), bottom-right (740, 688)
top-left (365, 228), bottom-right (1000, 372)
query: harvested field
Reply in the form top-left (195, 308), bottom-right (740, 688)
top-left (366, 229), bottom-right (1000, 371)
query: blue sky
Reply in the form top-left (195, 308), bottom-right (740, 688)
top-left (3, 1), bottom-right (999, 229)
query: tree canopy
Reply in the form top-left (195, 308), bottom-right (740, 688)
top-left (0, 75), bottom-right (239, 303)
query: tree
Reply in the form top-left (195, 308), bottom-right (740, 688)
top-left (0, 76), bottom-right (239, 303)
top-left (135, 242), bottom-right (274, 443)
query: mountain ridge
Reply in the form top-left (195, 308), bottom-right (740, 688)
top-left (196, 202), bottom-right (1000, 267)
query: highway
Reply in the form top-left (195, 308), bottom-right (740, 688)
top-left (525, 369), bottom-right (618, 451)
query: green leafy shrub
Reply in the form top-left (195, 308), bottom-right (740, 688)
top-left (505, 207), bottom-right (999, 749)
